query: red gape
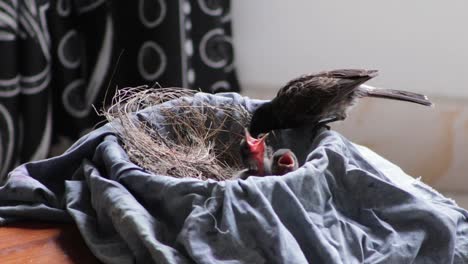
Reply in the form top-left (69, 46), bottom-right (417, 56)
top-left (244, 129), bottom-right (268, 176)
top-left (271, 149), bottom-right (299, 176)
top-left (278, 153), bottom-right (294, 167)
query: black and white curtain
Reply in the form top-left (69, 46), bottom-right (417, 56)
top-left (0, 0), bottom-right (239, 178)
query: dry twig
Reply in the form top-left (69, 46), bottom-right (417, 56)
top-left (102, 86), bottom-right (250, 180)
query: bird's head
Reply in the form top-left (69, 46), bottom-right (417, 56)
top-left (249, 103), bottom-right (274, 137)
top-left (240, 128), bottom-right (269, 175)
top-left (272, 149), bottom-right (299, 175)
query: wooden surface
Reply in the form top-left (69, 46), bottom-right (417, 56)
top-left (0, 222), bottom-right (101, 263)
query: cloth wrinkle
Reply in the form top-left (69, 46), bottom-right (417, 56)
top-left (0, 93), bottom-right (467, 264)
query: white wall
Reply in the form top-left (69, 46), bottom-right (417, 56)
top-left (232, 1), bottom-right (468, 198)
top-left (231, 0), bottom-right (468, 98)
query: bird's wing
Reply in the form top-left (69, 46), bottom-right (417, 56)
top-left (273, 69), bottom-right (378, 126)
top-left (277, 73), bottom-right (358, 99)
top-left (324, 69), bottom-right (378, 79)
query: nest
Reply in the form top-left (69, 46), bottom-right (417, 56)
top-left (102, 86), bottom-right (251, 181)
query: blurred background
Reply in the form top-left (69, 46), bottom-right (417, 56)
top-left (231, 0), bottom-right (468, 206)
top-left (0, 0), bottom-right (467, 206)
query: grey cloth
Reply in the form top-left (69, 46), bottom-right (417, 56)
top-left (0, 92), bottom-right (467, 264)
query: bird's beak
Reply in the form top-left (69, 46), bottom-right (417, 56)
top-left (278, 152), bottom-right (295, 168)
top-left (259, 132), bottom-right (269, 140)
top-left (244, 128), bottom-right (254, 143)
top-left (244, 129), bottom-right (268, 153)
top-left (244, 129), bottom-right (269, 175)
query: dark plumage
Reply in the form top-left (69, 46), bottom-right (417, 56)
top-left (249, 69), bottom-right (433, 137)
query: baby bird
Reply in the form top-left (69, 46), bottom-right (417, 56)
top-left (270, 149), bottom-right (299, 176)
top-left (236, 129), bottom-right (271, 179)
top-left (235, 130), bottom-right (299, 179)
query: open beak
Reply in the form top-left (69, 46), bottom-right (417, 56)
top-left (244, 128), bottom-right (255, 145)
top-left (244, 129), bottom-right (268, 152)
top-left (258, 132), bottom-right (269, 141)
top-left (278, 152), bottom-right (295, 168)
top-left (244, 129), bottom-right (269, 175)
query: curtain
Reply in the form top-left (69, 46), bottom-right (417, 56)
top-left (0, 0), bottom-right (239, 178)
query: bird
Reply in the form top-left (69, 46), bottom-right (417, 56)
top-left (235, 129), bottom-right (300, 179)
top-left (236, 129), bottom-right (271, 179)
top-left (270, 149), bottom-right (299, 176)
top-left (235, 147), bottom-right (299, 179)
top-left (249, 69), bottom-right (433, 137)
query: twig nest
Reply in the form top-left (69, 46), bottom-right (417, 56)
top-left (102, 86), bottom-right (251, 181)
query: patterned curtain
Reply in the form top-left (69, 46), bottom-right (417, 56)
top-left (0, 0), bottom-right (239, 178)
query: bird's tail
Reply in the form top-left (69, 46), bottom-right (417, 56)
top-left (359, 84), bottom-right (434, 107)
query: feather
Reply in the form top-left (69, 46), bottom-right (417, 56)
top-left (359, 84), bottom-right (434, 107)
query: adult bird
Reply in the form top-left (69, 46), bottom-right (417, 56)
top-left (249, 69), bottom-right (433, 137)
